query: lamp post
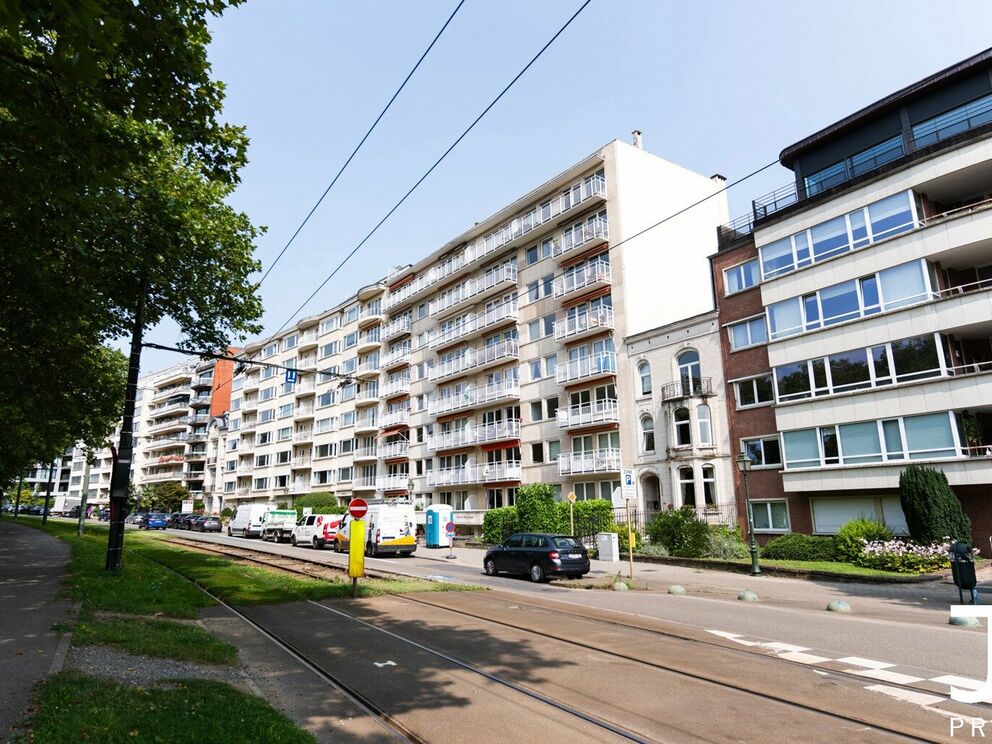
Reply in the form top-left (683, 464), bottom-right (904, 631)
top-left (736, 453), bottom-right (761, 576)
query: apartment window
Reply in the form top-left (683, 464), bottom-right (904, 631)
top-left (231, 397), bottom-right (241, 411)
top-left (728, 316), bottom-right (767, 351)
top-left (317, 391), bottom-right (335, 408)
top-left (641, 416), bottom-right (655, 452)
top-left (735, 375), bottom-right (774, 408)
top-left (678, 467), bottom-right (695, 506)
top-left (277, 427), bottom-right (292, 441)
top-left (345, 306), bottom-right (359, 323)
top-left (340, 384), bottom-right (356, 402)
top-left (315, 443), bottom-right (334, 458)
top-left (697, 404), bottom-right (712, 445)
top-left (531, 443), bottom-right (544, 464)
top-left (701, 464), bottom-right (716, 505)
top-left (262, 343), bottom-right (277, 359)
top-left (259, 409), bottom-right (274, 423)
top-left (316, 417), bottom-right (332, 433)
top-left (283, 333), bottom-right (298, 351)
top-left (637, 361), bottom-right (651, 395)
top-left (279, 403), bottom-right (294, 418)
top-left (342, 357), bottom-right (357, 374)
top-left (527, 281), bottom-right (539, 302)
top-left (752, 501), bottom-right (790, 532)
top-left (544, 355), bottom-right (557, 377)
top-left (225, 459), bottom-right (237, 472)
top-left (724, 259), bottom-right (760, 295)
top-left (545, 397), bottom-right (559, 419)
top-left (742, 436), bottom-right (782, 468)
top-left (341, 411), bottom-right (355, 427)
top-left (530, 401), bottom-right (543, 421)
top-left (256, 432), bottom-right (272, 445)
top-left (344, 332), bottom-right (358, 349)
top-left (542, 314), bottom-right (555, 337)
top-left (338, 466), bottom-right (353, 482)
top-left (674, 408), bottom-right (691, 446)
top-left (261, 366), bottom-right (277, 379)
top-left (253, 477), bottom-right (268, 490)
top-left (548, 440), bottom-right (560, 461)
top-left (529, 360), bottom-right (542, 381)
top-left (320, 341), bottom-right (339, 358)
top-left (320, 316), bottom-right (340, 334)
top-left (526, 245), bottom-right (539, 265)
top-left (259, 387), bottom-right (275, 401)
top-left (313, 470), bottom-right (332, 485)
top-left (276, 450), bottom-right (291, 464)
top-left (274, 474), bottom-right (289, 489)
top-left (541, 274), bottom-right (553, 297)
top-left (528, 320), bottom-right (540, 342)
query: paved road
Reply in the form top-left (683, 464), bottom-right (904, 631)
top-left (0, 520), bottom-right (72, 740)
top-left (159, 528), bottom-right (991, 684)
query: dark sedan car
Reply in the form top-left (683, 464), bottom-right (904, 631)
top-left (176, 513), bottom-right (198, 530)
top-left (166, 512), bottom-right (183, 528)
top-left (484, 533), bottom-right (590, 583)
top-left (194, 516), bottom-right (222, 532)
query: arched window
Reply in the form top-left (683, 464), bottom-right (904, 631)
top-left (701, 464), bottom-right (716, 506)
top-left (678, 466), bottom-right (696, 506)
top-left (674, 407), bottom-right (691, 446)
top-left (677, 350), bottom-right (701, 395)
top-left (697, 404), bottom-right (712, 445)
top-left (638, 361), bottom-right (652, 395)
top-left (641, 416), bottom-right (655, 452)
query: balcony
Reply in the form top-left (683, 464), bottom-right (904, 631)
top-left (558, 448), bottom-right (622, 476)
top-left (189, 395), bottom-right (211, 409)
top-left (428, 264), bottom-right (518, 316)
top-left (553, 216), bottom-right (609, 260)
top-left (192, 375), bottom-right (214, 389)
top-left (353, 445), bottom-right (378, 462)
top-left (379, 409), bottom-right (411, 429)
top-left (429, 378), bottom-right (520, 417)
top-left (355, 386), bottom-right (380, 406)
top-left (239, 440), bottom-right (255, 453)
top-left (355, 413), bottom-right (379, 433)
top-left (297, 353), bottom-right (318, 371)
top-left (294, 380), bottom-right (316, 397)
top-left (181, 414), bottom-right (210, 426)
top-left (382, 316), bottom-right (412, 341)
top-left (144, 436), bottom-right (188, 452)
top-left (298, 330), bottom-right (318, 351)
top-left (354, 476), bottom-right (378, 491)
top-left (292, 477), bottom-right (311, 492)
top-left (152, 384), bottom-right (191, 401)
top-left (661, 377), bottom-right (714, 402)
top-left (147, 418), bottom-right (187, 434)
top-left (241, 397), bottom-right (259, 413)
top-left (356, 357), bottom-right (381, 379)
top-left (556, 353), bottom-right (617, 385)
top-left (242, 375), bottom-right (260, 393)
top-left (291, 457), bottom-right (312, 470)
top-left (428, 299), bottom-right (518, 350)
top-left (557, 399), bottom-right (620, 430)
top-left (150, 399), bottom-right (189, 415)
top-left (295, 404), bottom-right (314, 420)
top-left (376, 474), bottom-right (410, 492)
top-left (553, 260), bottom-right (612, 300)
top-left (429, 340), bottom-right (519, 383)
top-left (357, 329), bottom-right (381, 354)
top-left (427, 461), bottom-right (522, 488)
top-left (239, 418), bottom-right (257, 432)
top-left (143, 469), bottom-right (184, 483)
top-left (426, 419), bottom-right (520, 452)
top-left (380, 377), bottom-right (411, 398)
top-left (379, 441), bottom-right (409, 460)
top-left (381, 346), bottom-right (412, 369)
top-left (185, 450), bottom-right (207, 461)
top-left (293, 429), bottom-right (313, 442)
top-left (384, 251), bottom-right (473, 312)
top-left (186, 432), bottom-right (208, 443)
top-left (553, 306), bottom-right (614, 342)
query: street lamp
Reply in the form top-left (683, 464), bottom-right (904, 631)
top-left (736, 453), bottom-right (761, 576)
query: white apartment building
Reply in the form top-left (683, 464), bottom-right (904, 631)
top-left (220, 136), bottom-right (728, 528)
top-left (623, 310), bottom-right (736, 521)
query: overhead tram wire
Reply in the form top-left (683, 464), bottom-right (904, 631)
top-left (271, 0), bottom-right (595, 336)
top-left (256, 0), bottom-right (467, 287)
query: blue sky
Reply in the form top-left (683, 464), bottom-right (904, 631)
top-left (138, 0), bottom-right (991, 369)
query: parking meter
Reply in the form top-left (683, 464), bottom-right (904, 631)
top-left (950, 541), bottom-right (978, 605)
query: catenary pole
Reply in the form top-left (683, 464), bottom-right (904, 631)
top-left (41, 461), bottom-right (54, 526)
top-left (13, 472), bottom-right (23, 519)
top-left (105, 282), bottom-right (146, 571)
top-left (78, 449), bottom-right (91, 536)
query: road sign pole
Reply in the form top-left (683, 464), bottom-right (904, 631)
top-left (445, 520), bottom-right (456, 559)
top-left (626, 498), bottom-right (634, 582)
top-left (348, 517), bottom-right (366, 597)
top-left (570, 501), bottom-right (574, 536)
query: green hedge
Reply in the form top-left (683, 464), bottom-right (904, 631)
top-left (835, 517), bottom-right (891, 562)
top-left (294, 492), bottom-right (346, 521)
top-left (761, 533), bottom-right (837, 561)
top-left (481, 492), bottom-right (614, 544)
top-left (645, 507), bottom-right (709, 558)
top-left (557, 498), bottom-right (613, 536)
top-left (515, 484), bottom-right (559, 533)
top-left (482, 507), bottom-right (519, 544)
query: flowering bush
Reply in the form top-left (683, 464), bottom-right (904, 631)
top-left (854, 538), bottom-right (955, 573)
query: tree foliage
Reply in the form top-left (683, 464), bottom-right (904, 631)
top-left (138, 482), bottom-right (191, 513)
top-left (899, 464), bottom-right (972, 544)
top-left (0, 1), bottom-right (264, 483)
top-left (645, 507), bottom-right (710, 558)
top-left (515, 484), bottom-right (560, 533)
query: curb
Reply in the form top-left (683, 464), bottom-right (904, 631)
top-left (48, 602), bottom-right (80, 675)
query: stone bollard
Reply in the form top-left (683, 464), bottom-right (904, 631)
top-left (826, 599), bottom-right (852, 613)
top-left (738, 589), bottom-right (758, 602)
top-left (668, 585), bottom-right (686, 595)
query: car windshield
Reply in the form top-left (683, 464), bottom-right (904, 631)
top-left (553, 537), bottom-right (582, 549)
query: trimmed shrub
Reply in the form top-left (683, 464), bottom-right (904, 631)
top-left (515, 484), bottom-right (559, 533)
top-left (855, 538), bottom-right (951, 573)
top-left (220, 507), bottom-right (233, 519)
top-left (761, 533), bottom-right (836, 561)
top-left (899, 464), bottom-right (972, 544)
top-left (636, 543), bottom-right (669, 557)
top-left (295, 492), bottom-right (346, 521)
top-left (645, 507), bottom-right (709, 558)
top-left (557, 498), bottom-right (613, 537)
top-left (606, 523), bottom-right (644, 554)
top-left (192, 499), bottom-right (204, 512)
top-left (706, 526), bottom-right (749, 559)
top-left (482, 506), bottom-right (519, 545)
top-left (835, 517), bottom-right (892, 562)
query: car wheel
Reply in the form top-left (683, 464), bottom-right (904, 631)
top-left (484, 559), bottom-right (498, 576)
top-left (313, 537), bottom-right (322, 550)
top-left (529, 563), bottom-right (546, 583)
top-left (227, 527), bottom-right (232, 536)
top-left (291, 535), bottom-right (297, 546)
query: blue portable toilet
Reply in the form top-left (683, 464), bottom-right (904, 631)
top-left (425, 504), bottom-right (453, 548)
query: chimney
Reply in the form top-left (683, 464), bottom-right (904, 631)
top-left (631, 130), bottom-right (643, 149)
top-left (710, 173), bottom-right (727, 183)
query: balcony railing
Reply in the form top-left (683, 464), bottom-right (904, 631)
top-left (428, 378), bottom-right (520, 416)
top-left (553, 260), bottom-right (611, 299)
top-left (297, 354), bottom-right (318, 370)
top-left (152, 385), bottom-right (191, 401)
top-left (355, 413), bottom-right (379, 431)
top-left (661, 377), bottom-right (714, 402)
top-left (143, 470), bottom-right (184, 483)
top-left (428, 264), bottom-right (519, 316)
top-left (553, 306), bottom-right (614, 341)
top-left (384, 251), bottom-right (473, 311)
top-left (380, 377), bottom-right (411, 397)
top-left (295, 404), bottom-right (314, 418)
top-left (553, 216), bottom-right (609, 259)
top-left (356, 385), bottom-right (380, 403)
top-left (292, 478), bottom-right (311, 492)
top-left (353, 445), bottom-right (378, 459)
top-left (556, 353), bottom-right (617, 384)
top-left (556, 400), bottom-right (620, 429)
top-left (558, 448), bottom-right (622, 475)
top-left (379, 409), bottom-right (411, 429)
top-left (426, 418), bottom-right (520, 452)
top-left (428, 340), bottom-right (519, 382)
top-left (299, 330), bottom-right (318, 347)
top-left (151, 399), bottom-right (189, 414)
top-left (192, 375), bottom-right (214, 388)
top-left (427, 461), bottom-right (522, 488)
top-left (292, 457), bottom-right (312, 468)
top-left (381, 346), bottom-right (411, 368)
top-left (147, 417), bottom-right (188, 432)
top-left (428, 299), bottom-right (518, 349)
top-left (180, 414), bottom-right (210, 425)
top-left (293, 430), bottom-right (313, 442)
top-left (379, 441), bottom-right (409, 459)
top-left (376, 474), bottom-right (411, 491)
top-left (382, 316), bottom-right (412, 340)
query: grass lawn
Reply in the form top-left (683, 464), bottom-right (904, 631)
top-left (14, 672), bottom-right (315, 744)
top-left (749, 558), bottom-right (936, 580)
top-left (72, 613), bottom-right (238, 665)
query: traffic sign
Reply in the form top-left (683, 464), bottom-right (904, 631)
top-left (445, 521), bottom-right (456, 535)
top-left (285, 368), bottom-right (298, 384)
top-left (566, 491), bottom-right (576, 504)
top-left (349, 498), bottom-right (368, 519)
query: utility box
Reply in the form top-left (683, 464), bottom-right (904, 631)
top-left (425, 504), bottom-right (453, 548)
top-left (596, 531), bottom-right (619, 562)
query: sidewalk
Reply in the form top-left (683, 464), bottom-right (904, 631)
top-left (0, 519), bottom-right (73, 740)
top-left (419, 544), bottom-right (980, 625)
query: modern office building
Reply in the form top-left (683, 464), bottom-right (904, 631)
top-left (712, 48), bottom-right (992, 543)
top-left (220, 136), bottom-right (729, 526)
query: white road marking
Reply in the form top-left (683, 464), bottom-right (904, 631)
top-left (836, 656), bottom-right (894, 670)
top-left (849, 668), bottom-right (924, 685)
top-left (705, 629), bottom-right (759, 646)
top-left (779, 651), bottom-right (832, 664)
top-left (763, 642), bottom-right (809, 653)
top-left (864, 684), bottom-right (946, 707)
top-left (929, 674), bottom-right (985, 691)
top-left (373, 660), bottom-right (397, 668)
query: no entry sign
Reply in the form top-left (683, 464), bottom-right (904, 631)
top-left (349, 498), bottom-right (369, 519)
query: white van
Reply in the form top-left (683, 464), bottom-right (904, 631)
top-left (335, 501), bottom-right (416, 557)
top-left (228, 504), bottom-right (269, 538)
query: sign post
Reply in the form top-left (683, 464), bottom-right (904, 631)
top-left (445, 520), bottom-right (456, 560)
top-left (567, 491), bottom-right (576, 535)
top-left (347, 498), bottom-right (369, 597)
top-left (626, 498), bottom-right (635, 582)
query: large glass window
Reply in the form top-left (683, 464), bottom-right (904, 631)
top-left (678, 466), bottom-right (695, 507)
top-left (725, 259), bottom-right (760, 294)
top-left (768, 298), bottom-right (802, 340)
top-left (805, 162), bottom-right (846, 196)
top-left (697, 404), bottom-right (712, 445)
top-left (912, 92), bottom-right (992, 148)
top-left (742, 436), bottom-right (781, 467)
top-left (839, 421), bottom-right (883, 464)
top-left (879, 261), bottom-right (928, 310)
top-left (641, 417), bottom-right (655, 453)
top-left (868, 192), bottom-right (915, 241)
top-left (674, 408), bottom-right (692, 446)
top-left (638, 362), bottom-right (652, 395)
top-left (811, 215), bottom-right (849, 261)
top-left (752, 501), bottom-right (790, 532)
top-left (735, 375), bottom-right (774, 408)
top-left (677, 351), bottom-right (701, 393)
top-left (828, 349), bottom-right (871, 393)
top-left (890, 335), bottom-right (940, 381)
top-left (819, 280), bottom-right (860, 326)
top-left (729, 317), bottom-right (767, 350)
top-left (904, 412), bottom-right (956, 459)
top-left (783, 429), bottom-right (820, 469)
top-left (701, 465), bottom-right (716, 506)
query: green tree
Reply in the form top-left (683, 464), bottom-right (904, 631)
top-left (899, 464), bottom-right (972, 544)
top-left (139, 482), bottom-right (190, 513)
top-left (515, 484), bottom-right (560, 533)
top-left (0, 1), bottom-right (263, 484)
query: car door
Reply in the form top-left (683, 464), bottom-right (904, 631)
top-left (303, 515), bottom-right (317, 541)
top-left (503, 534), bottom-right (528, 573)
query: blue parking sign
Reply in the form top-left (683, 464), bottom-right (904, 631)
top-left (285, 368), bottom-right (298, 384)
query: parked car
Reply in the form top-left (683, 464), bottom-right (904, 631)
top-left (127, 512), bottom-right (147, 528)
top-left (166, 512), bottom-right (183, 528)
top-left (179, 513), bottom-right (200, 530)
top-left (97, 509), bottom-right (110, 521)
top-left (228, 504), bottom-right (269, 538)
top-left (259, 509), bottom-right (298, 543)
top-left (335, 502), bottom-right (416, 557)
top-left (195, 516), bottom-right (222, 533)
top-left (142, 512), bottom-right (168, 530)
top-left (483, 533), bottom-right (590, 582)
top-left (292, 513), bottom-right (342, 549)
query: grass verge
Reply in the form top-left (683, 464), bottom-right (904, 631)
top-left (72, 613), bottom-right (237, 665)
top-left (14, 672), bottom-right (315, 744)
